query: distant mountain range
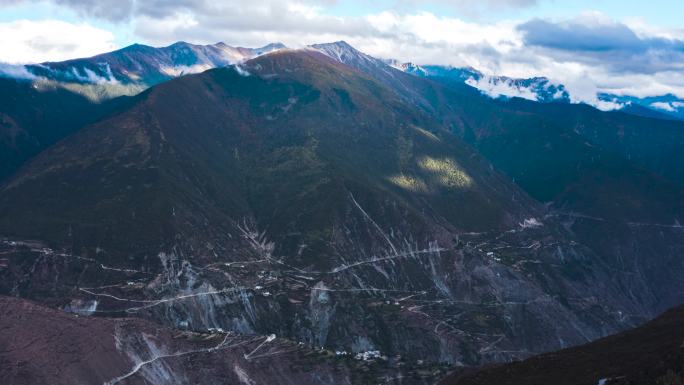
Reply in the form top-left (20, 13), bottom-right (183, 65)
top-left (1, 40), bottom-right (682, 121)
top-left (28, 41), bottom-right (286, 85)
top-left (0, 40), bottom-right (683, 384)
top-left (603, 93), bottom-right (684, 121)
top-left (385, 60), bottom-right (571, 104)
top-left (385, 60), bottom-right (684, 121)
top-left (0, 41), bottom-right (286, 100)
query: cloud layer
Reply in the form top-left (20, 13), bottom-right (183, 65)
top-left (518, 14), bottom-right (684, 74)
top-left (0, 19), bottom-right (116, 63)
top-left (2, 1), bottom-right (684, 108)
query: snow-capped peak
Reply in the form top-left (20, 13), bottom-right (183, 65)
top-left (309, 41), bottom-right (368, 63)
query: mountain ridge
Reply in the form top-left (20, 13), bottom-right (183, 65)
top-left (24, 41), bottom-right (287, 87)
top-left (3, 39), bottom-right (682, 121)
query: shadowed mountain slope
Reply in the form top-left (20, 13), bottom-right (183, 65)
top-left (0, 49), bottom-right (535, 258)
top-left (440, 303), bottom-right (684, 385)
top-left (313, 41), bottom-right (684, 193)
top-left (0, 77), bottom-right (133, 182)
top-left (0, 295), bottom-right (392, 385)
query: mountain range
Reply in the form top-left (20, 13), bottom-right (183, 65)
top-left (4, 39), bottom-right (682, 120)
top-left (1, 40), bottom-right (683, 385)
top-left (385, 60), bottom-right (684, 122)
top-left (26, 41), bottom-right (285, 86)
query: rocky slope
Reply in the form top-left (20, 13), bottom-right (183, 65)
top-left (1, 295), bottom-right (429, 385)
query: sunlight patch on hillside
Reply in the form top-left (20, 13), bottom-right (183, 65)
top-left (387, 174), bottom-right (428, 192)
top-left (419, 156), bottom-right (472, 188)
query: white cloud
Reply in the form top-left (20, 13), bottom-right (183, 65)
top-left (651, 102), bottom-right (675, 112)
top-left (351, 11), bottom-right (684, 106)
top-left (395, 0), bottom-right (542, 19)
top-left (465, 76), bottom-right (539, 101)
top-left (0, 19), bottom-right (116, 63)
top-left (0, 63), bottom-right (35, 79)
top-left (651, 101), bottom-right (684, 112)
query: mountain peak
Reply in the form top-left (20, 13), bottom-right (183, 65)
top-left (331, 40), bottom-right (354, 48)
top-left (249, 42), bottom-right (287, 55)
top-left (260, 42), bottom-right (287, 50)
top-left (309, 40), bottom-right (378, 68)
top-left (385, 60), bottom-right (428, 76)
top-left (113, 42), bottom-right (156, 54)
top-left (316, 40), bottom-right (352, 47)
top-left (311, 40), bottom-right (357, 53)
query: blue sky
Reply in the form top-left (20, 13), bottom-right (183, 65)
top-left (326, 0), bottom-right (684, 28)
top-left (2, 1), bottom-right (684, 49)
top-left (1, 1), bottom-right (684, 109)
top-left (516, 0), bottom-right (684, 29)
